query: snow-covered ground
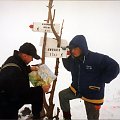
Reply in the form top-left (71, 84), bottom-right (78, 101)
top-left (19, 97), bottom-right (120, 119)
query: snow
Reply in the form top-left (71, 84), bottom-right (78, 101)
top-left (0, 0), bottom-right (120, 119)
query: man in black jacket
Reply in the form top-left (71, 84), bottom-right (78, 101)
top-left (0, 42), bottom-right (50, 119)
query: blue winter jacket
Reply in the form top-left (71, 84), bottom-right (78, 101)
top-left (62, 35), bottom-right (119, 105)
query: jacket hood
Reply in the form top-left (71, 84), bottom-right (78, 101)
top-left (69, 35), bottom-right (89, 56)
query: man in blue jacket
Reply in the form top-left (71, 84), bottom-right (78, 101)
top-left (0, 42), bottom-right (50, 119)
top-left (59, 35), bottom-right (119, 120)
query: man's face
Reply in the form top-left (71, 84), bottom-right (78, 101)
top-left (71, 47), bottom-right (82, 57)
top-left (25, 54), bottom-right (33, 64)
top-left (21, 53), bottom-right (33, 64)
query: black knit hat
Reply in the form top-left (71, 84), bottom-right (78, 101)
top-left (19, 42), bottom-right (40, 60)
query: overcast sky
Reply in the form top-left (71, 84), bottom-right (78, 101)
top-left (0, 1), bottom-right (120, 66)
top-left (0, 1), bottom-right (120, 70)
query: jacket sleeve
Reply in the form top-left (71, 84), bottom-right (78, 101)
top-left (99, 55), bottom-right (119, 83)
top-left (62, 56), bottom-right (72, 71)
top-left (27, 65), bottom-right (32, 73)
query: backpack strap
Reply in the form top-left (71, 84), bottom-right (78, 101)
top-left (0, 63), bottom-right (21, 71)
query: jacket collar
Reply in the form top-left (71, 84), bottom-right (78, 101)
top-left (13, 50), bottom-right (26, 66)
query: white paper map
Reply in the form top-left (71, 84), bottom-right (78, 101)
top-left (38, 64), bottom-right (56, 83)
top-left (29, 64), bottom-right (56, 86)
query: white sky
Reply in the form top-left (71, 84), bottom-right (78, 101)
top-left (0, 1), bottom-right (120, 119)
top-left (0, 1), bottom-right (120, 65)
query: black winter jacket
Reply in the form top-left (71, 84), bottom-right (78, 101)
top-left (0, 50), bottom-right (41, 101)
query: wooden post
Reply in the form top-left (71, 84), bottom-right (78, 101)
top-left (40, 0), bottom-right (64, 119)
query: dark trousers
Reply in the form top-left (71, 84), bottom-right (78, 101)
top-left (0, 86), bottom-right (43, 119)
top-left (59, 87), bottom-right (100, 120)
top-left (84, 101), bottom-right (100, 120)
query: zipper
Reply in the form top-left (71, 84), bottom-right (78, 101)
top-left (77, 64), bottom-right (81, 94)
top-left (77, 56), bottom-right (85, 94)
